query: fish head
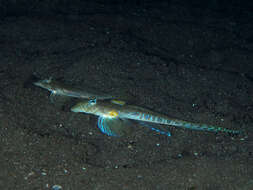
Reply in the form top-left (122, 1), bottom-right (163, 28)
top-left (71, 99), bottom-right (98, 115)
top-left (71, 99), bottom-right (119, 118)
top-left (33, 78), bottom-right (55, 91)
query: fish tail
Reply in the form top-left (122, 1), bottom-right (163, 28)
top-left (165, 119), bottom-right (241, 134)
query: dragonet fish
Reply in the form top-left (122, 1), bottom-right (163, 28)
top-left (71, 99), bottom-right (241, 137)
top-left (34, 78), bottom-right (113, 101)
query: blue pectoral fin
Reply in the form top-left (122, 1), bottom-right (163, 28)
top-left (97, 117), bottom-right (133, 137)
top-left (138, 121), bottom-right (171, 137)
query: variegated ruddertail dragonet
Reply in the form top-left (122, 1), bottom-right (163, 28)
top-left (33, 78), bottom-right (114, 101)
top-left (71, 98), bottom-right (242, 137)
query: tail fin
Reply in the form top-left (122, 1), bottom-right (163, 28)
top-left (165, 119), bottom-right (241, 134)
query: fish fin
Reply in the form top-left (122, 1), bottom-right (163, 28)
top-left (110, 99), bottom-right (126, 106)
top-left (138, 121), bottom-right (171, 137)
top-left (49, 92), bottom-right (71, 107)
top-left (166, 119), bottom-right (242, 134)
top-left (49, 92), bottom-right (58, 103)
top-left (97, 117), bottom-right (133, 137)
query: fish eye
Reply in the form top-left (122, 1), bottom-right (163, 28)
top-left (88, 98), bottom-right (96, 105)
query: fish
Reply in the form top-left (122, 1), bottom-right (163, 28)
top-left (33, 78), bottom-right (113, 101)
top-left (71, 99), bottom-right (241, 137)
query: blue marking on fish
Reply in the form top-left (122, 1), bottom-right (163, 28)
top-left (98, 117), bottom-right (117, 137)
top-left (71, 99), bottom-right (242, 136)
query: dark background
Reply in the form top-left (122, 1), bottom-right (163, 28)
top-left (0, 0), bottom-right (252, 189)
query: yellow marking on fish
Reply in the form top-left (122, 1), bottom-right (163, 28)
top-left (104, 110), bottom-right (119, 118)
top-left (111, 99), bottom-right (126, 106)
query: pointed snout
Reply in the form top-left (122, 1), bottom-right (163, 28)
top-left (33, 81), bottom-right (41, 87)
top-left (71, 102), bottom-right (84, 113)
top-left (71, 105), bottom-right (80, 113)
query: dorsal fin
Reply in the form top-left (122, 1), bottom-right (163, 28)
top-left (110, 99), bottom-right (126, 106)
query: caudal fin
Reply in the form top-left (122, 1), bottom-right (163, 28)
top-left (165, 119), bottom-right (241, 134)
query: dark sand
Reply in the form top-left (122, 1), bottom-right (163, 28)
top-left (0, 1), bottom-right (252, 190)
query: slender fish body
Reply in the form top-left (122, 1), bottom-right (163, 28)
top-left (71, 99), bottom-right (241, 135)
top-left (33, 78), bottom-right (113, 100)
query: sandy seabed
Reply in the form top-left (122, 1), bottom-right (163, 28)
top-left (0, 2), bottom-right (252, 190)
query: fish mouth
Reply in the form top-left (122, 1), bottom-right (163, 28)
top-left (71, 104), bottom-right (82, 113)
top-left (33, 79), bottom-right (51, 90)
top-left (33, 82), bottom-right (48, 90)
top-left (33, 78), bottom-right (52, 88)
top-left (33, 81), bottom-right (43, 87)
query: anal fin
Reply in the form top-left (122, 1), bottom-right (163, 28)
top-left (138, 121), bottom-right (171, 137)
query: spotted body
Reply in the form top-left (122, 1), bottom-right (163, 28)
top-left (71, 99), bottom-right (241, 136)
